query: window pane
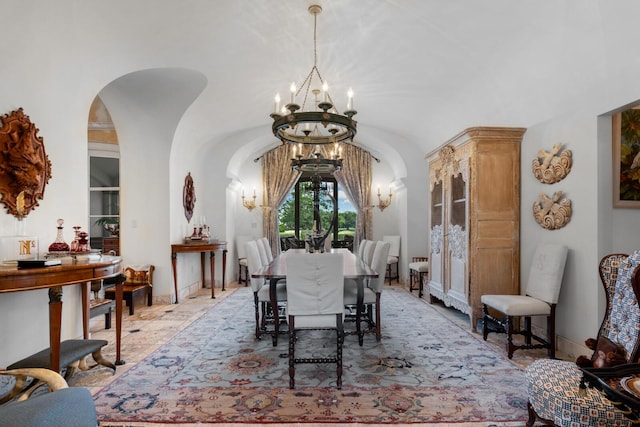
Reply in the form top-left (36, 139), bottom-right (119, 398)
top-left (90, 157), bottom-right (119, 187)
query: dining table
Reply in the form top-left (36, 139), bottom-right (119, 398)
top-left (251, 248), bottom-right (378, 346)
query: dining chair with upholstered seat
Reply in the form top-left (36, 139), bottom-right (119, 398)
top-left (408, 256), bottom-right (429, 298)
top-left (236, 235), bottom-right (252, 285)
top-left (357, 239), bottom-right (369, 261)
top-left (382, 235), bottom-right (400, 285)
top-left (245, 240), bottom-right (287, 340)
top-left (481, 243), bottom-right (568, 359)
top-left (285, 252), bottom-right (345, 389)
top-left (362, 240), bottom-right (377, 267)
top-left (259, 237), bottom-right (274, 264)
top-left (255, 237), bottom-right (270, 268)
top-left (344, 240), bottom-right (390, 343)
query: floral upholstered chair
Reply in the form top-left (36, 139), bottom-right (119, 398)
top-left (525, 251), bottom-right (640, 427)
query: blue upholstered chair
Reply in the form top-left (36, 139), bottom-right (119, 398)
top-left (525, 251), bottom-right (640, 427)
top-left (0, 368), bottom-right (97, 427)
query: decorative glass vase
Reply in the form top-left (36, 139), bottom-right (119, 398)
top-left (48, 218), bottom-right (70, 252)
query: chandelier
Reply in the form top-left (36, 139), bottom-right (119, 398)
top-left (291, 143), bottom-right (343, 174)
top-left (270, 5), bottom-right (357, 146)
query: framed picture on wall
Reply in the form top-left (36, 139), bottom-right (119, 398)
top-left (613, 108), bottom-right (640, 208)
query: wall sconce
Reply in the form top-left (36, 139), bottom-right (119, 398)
top-left (241, 189), bottom-right (257, 212)
top-left (377, 187), bottom-right (392, 211)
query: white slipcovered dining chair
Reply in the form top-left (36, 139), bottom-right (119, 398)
top-left (481, 243), bottom-right (568, 359)
top-left (259, 237), bottom-right (274, 263)
top-left (357, 239), bottom-right (370, 261)
top-left (362, 240), bottom-right (377, 267)
top-left (382, 235), bottom-right (400, 285)
top-left (285, 253), bottom-right (344, 389)
top-left (245, 240), bottom-right (287, 340)
top-left (255, 237), bottom-right (270, 268)
top-left (344, 240), bottom-right (390, 342)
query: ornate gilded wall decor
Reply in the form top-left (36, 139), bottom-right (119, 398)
top-left (533, 191), bottom-right (572, 230)
top-left (0, 108), bottom-right (52, 217)
top-left (183, 172), bottom-right (196, 222)
top-left (532, 143), bottom-right (572, 184)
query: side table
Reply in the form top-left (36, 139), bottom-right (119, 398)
top-left (170, 241), bottom-right (227, 302)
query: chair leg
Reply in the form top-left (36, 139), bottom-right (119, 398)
top-left (482, 304), bottom-right (489, 340)
top-left (288, 316), bottom-right (296, 389)
top-left (336, 313), bottom-right (343, 390)
top-left (506, 316), bottom-right (515, 359)
top-left (375, 293), bottom-right (381, 341)
top-left (547, 306), bottom-right (556, 358)
top-left (387, 264), bottom-right (392, 285)
top-left (418, 272), bottom-right (425, 298)
top-left (409, 269), bottom-right (414, 292)
top-left (253, 293), bottom-right (260, 339)
top-left (524, 316), bottom-right (532, 345)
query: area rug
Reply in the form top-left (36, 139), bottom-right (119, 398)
top-left (93, 286), bottom-right (530, 425)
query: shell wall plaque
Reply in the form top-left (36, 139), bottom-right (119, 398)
top-left (532, 143), bottom-right (572, 184)
top-left (533, 191), bottom-right (572, 230)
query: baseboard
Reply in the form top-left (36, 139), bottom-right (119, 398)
top-left (530, 323), bottom-right (589, 361)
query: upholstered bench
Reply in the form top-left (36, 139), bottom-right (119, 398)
top-left (7, 339), bottom-right (115, 381)
top-left (408, 257), bottom-right (429, 298)
top-left (0, 368), bottom-right (97, 427)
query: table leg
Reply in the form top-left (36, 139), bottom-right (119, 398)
top-left (200, 252), bottom-right (206, 289)
top-left (209, 251), bottom-right (216, 299)
top-left (115, 278), bottom-right (124, 365)
top-left (81, 282), bottom-right (90, 339)
top-left (48, 286), bottom-right (63, 373)
top-left (356, 278), bottom-right (364, 346)
top-left (171, 252), bottom-right (179, 303)
top-left (221, 249), bottom-right (227, 291)
top-left (270, 277), bottom-right (279, 346)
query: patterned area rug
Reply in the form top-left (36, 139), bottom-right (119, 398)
top-left (93, 286), bottom-right (529, 425)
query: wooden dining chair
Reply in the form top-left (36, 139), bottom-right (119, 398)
top-left (285, 253), bottom-right (345, 389)
top-left (481, 243), bottom-right (568, 359)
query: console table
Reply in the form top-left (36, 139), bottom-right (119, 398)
top-left (0, 256), bottom-right (123, 373)
top-left (171, 241), bottom-right (227, 302)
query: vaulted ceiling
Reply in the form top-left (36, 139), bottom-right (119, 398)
top-left (61, 1), bottom-right (640, 156)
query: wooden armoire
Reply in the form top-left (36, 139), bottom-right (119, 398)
top-left (426, 127), bottom-right (526, 329)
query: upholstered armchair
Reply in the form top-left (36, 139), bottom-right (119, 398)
top-left (525, 251), bottom-right (640, 426)
top-left (0, 368), bottom-right (97, 427)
